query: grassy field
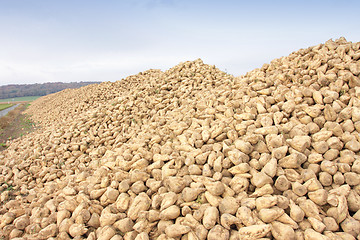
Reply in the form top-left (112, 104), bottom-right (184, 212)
top-left (0, 96), bottom-right (41, 103)
top-left (0, 104), bottom-right (14, 111)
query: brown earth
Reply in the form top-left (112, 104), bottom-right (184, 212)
top-left (0, 104), bottom-right (38, 151)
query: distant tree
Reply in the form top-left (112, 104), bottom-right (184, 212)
top-left (0, 81), bottom-right (102, 99)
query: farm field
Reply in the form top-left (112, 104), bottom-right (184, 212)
top-left (0, 103), bottom-right (13, 111)
top-left (0, 96), bottom-right (41, 103)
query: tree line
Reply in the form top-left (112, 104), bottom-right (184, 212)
top-left (0, 82), bottom-right (101, 99)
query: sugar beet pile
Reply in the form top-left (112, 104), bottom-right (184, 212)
top-left (1, 37), bottom-right (360, 240)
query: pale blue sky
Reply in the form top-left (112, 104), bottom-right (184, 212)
top-left (0, 0), bottom-right (359, 85)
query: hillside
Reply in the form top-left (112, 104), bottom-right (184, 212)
top-left (0, 81), bottom-right (101, 99)
top-left (1, 37), bottom-right (360, 239)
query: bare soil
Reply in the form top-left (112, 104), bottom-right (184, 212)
top-left (0, 104), bottom-right (38, 151)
